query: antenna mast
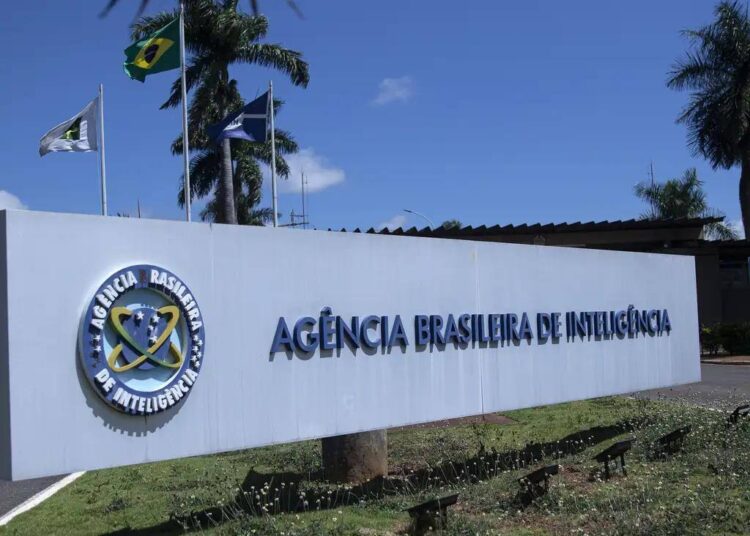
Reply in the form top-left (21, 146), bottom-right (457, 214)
top-left (279, 171), bottom-right (310, 228)
top-left (301, 171), bottom-right (307, 229)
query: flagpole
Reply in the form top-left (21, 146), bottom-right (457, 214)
top-left (269, 80), bottom-right (278, 227)
top-left (98, 84), bottom-right (108, 216)
top-left (179, 0), bottom-right (191, 222)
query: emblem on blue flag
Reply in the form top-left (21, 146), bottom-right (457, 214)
top-left (207, 91), bottom-right (269, 143)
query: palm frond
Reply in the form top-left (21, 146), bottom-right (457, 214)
top-left (160, 54), bottom-right (219, 110)
top-left (100, 0), bottom-right (149, 19)
top-left (668, 1), bottom-right (750, 169)
top-left (634, 168), bottom-right (735, 239)
top-left (128, 0), bottom-right (307, 224)
top-left (237, 43), bottom-right (310, 87)
top-left (705, 220), bottom-right (740, 240)
top-left (102, 0), bottom-right (303, 19)
top-left (130, 11), bottom-right (178, 40)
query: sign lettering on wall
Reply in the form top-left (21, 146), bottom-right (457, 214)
top-left (270, 307), bottom-right (672, 356)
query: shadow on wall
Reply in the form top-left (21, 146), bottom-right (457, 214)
top-left (104, 419), bottom-right (640, 535)
top-left (76, 338), bottom-right (184, 437)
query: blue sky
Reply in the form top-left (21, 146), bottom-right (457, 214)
top-left (0, 0), bottom-right (743, 233)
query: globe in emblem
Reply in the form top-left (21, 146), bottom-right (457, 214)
top-left (108, 306), bottom-right (183, 372)
top-left (79, 265), bottom-right (205, 415)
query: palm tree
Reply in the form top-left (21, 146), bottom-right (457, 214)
top-left (102, 0), bottom-right (303, 20)
top-left (668, 1), bottom-right (750, 238)
top-left (174, 97), bottom-right (299, 224)
top-left (634, 168), bottom-right (738, 240)
top-left (132, 0), bottom-right (309, 224)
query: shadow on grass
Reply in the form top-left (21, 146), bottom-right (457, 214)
top-left (105, 419), bottom-right (640, 535)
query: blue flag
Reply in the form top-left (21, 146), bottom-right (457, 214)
top-left (208, 91), bottom-right (268, 143)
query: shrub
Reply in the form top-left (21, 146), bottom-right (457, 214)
top-left (701, 322), bottom-right (750, 355)
top-left (717, 322), bottom-right (750, 355)
top-left (699, 325), bottom-right (721, 355)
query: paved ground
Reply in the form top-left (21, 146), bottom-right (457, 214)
top-left (701, 355), bottom-right (750, 365)
top-left (1, 364), bottom-right (748, 520)
top-left (634, 363), bottom-right (750, 408)
top-left (0, 474), bottom-right (64, 521)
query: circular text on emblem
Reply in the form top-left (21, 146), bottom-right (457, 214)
top-left (79, 265), bottom-right (205, 415)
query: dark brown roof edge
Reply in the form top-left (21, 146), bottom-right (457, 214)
top-left (337, 216), bottom-right (722, 238)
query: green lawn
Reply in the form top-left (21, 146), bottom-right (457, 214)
top-left (1, 397), bottom-right (748, 535)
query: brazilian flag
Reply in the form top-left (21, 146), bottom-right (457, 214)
top-left (124, 17), bottom-right (180, 82)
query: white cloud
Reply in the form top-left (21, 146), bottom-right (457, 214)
top-left (377, 214), bottom-right (407, 231)
top-left (727, 219), bottom-right (746, 239)
top-left (0, 190), bottom-right (26, 211)
top-left (279, 148), bottom-right (345, 194)
top-left (372, 76), bottom-right (415, 106)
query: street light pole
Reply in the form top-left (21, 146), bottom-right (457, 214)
top-left (403, 208), bottom-right (435, 229)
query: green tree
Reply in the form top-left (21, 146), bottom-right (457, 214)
top-left (634, 168), bottom-right (738, 240)
top-left (131, 0), bottom-right (309, 224)
top-left (668, 1), bottom-right (750, 238)
top-left (441, 219), bottom-right (462, 230)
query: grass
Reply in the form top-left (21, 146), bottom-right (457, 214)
top-left (1, 396), bottom-right (748, 535)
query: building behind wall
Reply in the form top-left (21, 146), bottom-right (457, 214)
top-left (345, 217), bottom-right (749, 327)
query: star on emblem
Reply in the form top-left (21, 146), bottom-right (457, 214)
top-left (192, 334), bottom-right (201, 343)
top-left (150, 313), bottom-right (160, 324)
top-left (92, 345), bottom-right (101, 354)
top-left (148, 335), bottom-right (157, 345)
top-left (135, 311), bottom-right (144, 322)
top-left (91, 334), bottom-right (101, 343)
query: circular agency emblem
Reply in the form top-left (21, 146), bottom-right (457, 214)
top-left (79, 265), bottom-right (205, 415)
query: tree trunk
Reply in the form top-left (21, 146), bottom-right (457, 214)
top-left (321, 430), bottom-right (387, 484)
top-left (219, 137), bottom-right (237, 225)
top-left (741, 154), bottom-right (750, 239)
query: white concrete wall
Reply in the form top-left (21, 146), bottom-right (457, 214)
top-left (0, 210), bottom-right (700, 480)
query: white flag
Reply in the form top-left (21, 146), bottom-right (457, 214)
top-left (39, 98), bottom-right (99, 157)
